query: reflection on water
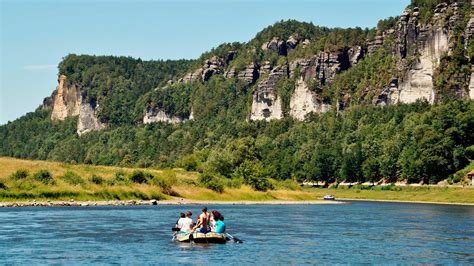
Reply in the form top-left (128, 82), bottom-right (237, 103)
top-left (0, 202), bottom-right (473, 264)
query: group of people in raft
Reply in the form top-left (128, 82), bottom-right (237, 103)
top-left (175, 207), bottom-right (226, 234)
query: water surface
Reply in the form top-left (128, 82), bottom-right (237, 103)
top-left (1, 202), bottom-right (473, 264)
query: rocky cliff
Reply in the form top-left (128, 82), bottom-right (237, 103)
top-left (44, 75), bottom-right (105, 135)
top-left (50, 75), bottom-right (81, 120)
top-left (41, 0), bottom-right (473, 129)
top-left (389, 4), bottom-right (453, 104)
top-left (143, 108), bottom-right (190, 124)
top-left (249, 65), bottom-right (287, 121)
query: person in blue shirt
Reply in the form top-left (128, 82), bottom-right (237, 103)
top-left (211, 210), bottom-right (226, 233)
top-left (215, 215), bottom-right (226, 233)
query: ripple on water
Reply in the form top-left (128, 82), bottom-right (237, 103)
top-left (0, 203), bottom-right (473, 264)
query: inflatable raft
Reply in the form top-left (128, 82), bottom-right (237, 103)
top-left (175, 232), bottom-right (228, 244)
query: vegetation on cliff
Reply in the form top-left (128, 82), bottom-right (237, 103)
top-left (1, 0), bottom-right (473, 189)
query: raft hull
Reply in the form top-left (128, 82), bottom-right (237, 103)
top-left (176, 232), bottom-right (227, 244)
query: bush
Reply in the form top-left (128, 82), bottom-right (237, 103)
top-left (107, 171), bottom-right (130, 186)
top-left (60, 171), bottom-right (85, 186)
top-left (151, 170), bottom-right (177, 194)
top-left (198, 173), bottom-right (224, 193)
top-left (223, 178), bottom-right (243, 189)
top-left (175, 154), bottom-right (199, 171)
top-left (0, 179), bottom-right (7, 190)
top-left (271, 179), bottom-right (301, 191)
top-left (32, 169), bottom-right (54, 185)
top-left (10, 169), bottom-right (29, 180)
top-left (233, 160), bottom-right (273, 192)
top-left (129, 170), bottom-right (151, 184)
top-left (90, 174), bottom-right (104, 185)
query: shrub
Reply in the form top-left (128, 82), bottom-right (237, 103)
top-left (129, 170), bottom-right (151, 184)
top-left (198, 173), bottom-right (224, 193)
top-left (175, 155), bottom-right (198, 171)
top-left (60, 171), bottom-right (85, 186)
top-left (90, 174), bottom-right (104, 185)
top-left (271, 179), bottom-right (301, 191)
top-left (107, 171), bottom-right (130, 185)
top-left (152, 170), bottom-right (177, 194)
top-left (32, 169), bottom-right (54, 185)
top-left (10, 169), bottom-right (29, 180)
top-left (0, 179), bottom-right (7, 190)
top-left (223, 178), bottom-right (243, 189)
top-left (233, 160), bottom-right (273, 192)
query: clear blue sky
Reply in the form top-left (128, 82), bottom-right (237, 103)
top-left (0, 0), bottom-right (410, 125)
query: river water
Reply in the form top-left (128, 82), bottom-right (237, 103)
top-left (1, 201), bottom-right (473, 264)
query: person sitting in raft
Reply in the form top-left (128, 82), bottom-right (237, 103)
top-left (213, 214), bottom-right (226, 233)
top-left (210, 210), bottom-right (221, 230)
top-left (178, 211), bottom-right (194, 233)
top-left (175, 212), bottom-right (185, 229)
top-left (193, 207), bottom-right (211, 233)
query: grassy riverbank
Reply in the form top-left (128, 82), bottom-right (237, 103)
top-left (0, 157), bottom-right (473, 204)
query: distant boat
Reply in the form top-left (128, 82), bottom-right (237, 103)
top-left (323, 195), bottom-right (335, 200)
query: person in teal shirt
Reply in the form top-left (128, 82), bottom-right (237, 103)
top-left (215, 216), bottom-right (225, 233)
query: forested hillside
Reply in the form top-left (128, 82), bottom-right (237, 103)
top-left (1, 0), bottom-right (473, 189)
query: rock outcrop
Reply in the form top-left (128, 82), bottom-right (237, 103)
top-left (180, 56), bottom-right (225, 83)
top-left (249, 65), bottom-right (288, 121)
top-left (50, 75), bottom-right (81, 120)
top-left (289, 78), bottom-right (331, 120)
top-left (470, 66), bottom-right (474, 100)
top-left (389, 6), bottom-right (452, 104)
top-left (77, 102), bottom-right (105, 136)
top-left (143, 108), bottom-right (189, 124)
top-left (237, 63), bottom-right (260, 84)
top-left (289, 50), bottom-right (352, 85)
top-left (45, 75), bottom-right (105, 135)
top-left (261, 37), bottom-right (287, 56)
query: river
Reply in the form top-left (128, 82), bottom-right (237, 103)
top-left (1, 201), bottom-right (473, 264)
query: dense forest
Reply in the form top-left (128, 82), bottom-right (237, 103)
top-left (1, 0), bottom-right (474, 191)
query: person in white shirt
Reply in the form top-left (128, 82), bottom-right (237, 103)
top-left (177, 211), bottom-right (194, 233)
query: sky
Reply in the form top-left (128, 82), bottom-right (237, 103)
top-left (0, 0), bottom-right (410, 125)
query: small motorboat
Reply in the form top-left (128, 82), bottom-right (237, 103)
top-left (175, 231), bottom-right (228, 244)
top-left (323, 195), bottom-right (336, 200)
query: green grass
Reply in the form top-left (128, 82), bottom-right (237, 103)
top-left (0, 157), bottom-right (473, 203)
top-left (306, 186), bottom-right (474, 204)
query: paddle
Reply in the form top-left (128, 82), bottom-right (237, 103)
top-left (225, 233), bottom-right (243, 243)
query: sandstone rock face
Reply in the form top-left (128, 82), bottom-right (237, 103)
top-left (367, 35), bottom-right (384, 55)
top-left (261, 37), bottom-right (287, 56)
top-left (180, 56), bottom-right (225, 83)
top-left (181, 69), bottom-right (203, 83)
top-left (237, 63), bottom-right (260, 84)
top-left (289, 50), bottom-right (351, 85)
top-left (51, 75), bottom-right (81, 120)
top-left (286, 34), bottom-right (300, 53)
top-left (289, 78), bottom-right (330, 120)
top-left (46, 75), bottom-right (106, 135)
top-left (348, 46), bottom-right (365, 66)
top-left (249, 65), bottom-right (288, 121)
top-left (77, 102), bottom-right (105, 136)
top-left (466, 17), bottom-right (474, 50)
top-left (143, 109), bottom-right (187, 124)
top-left (470, 67), bottom-right (474, 100)
top-left (390, 6), bottom-right (451, 104)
